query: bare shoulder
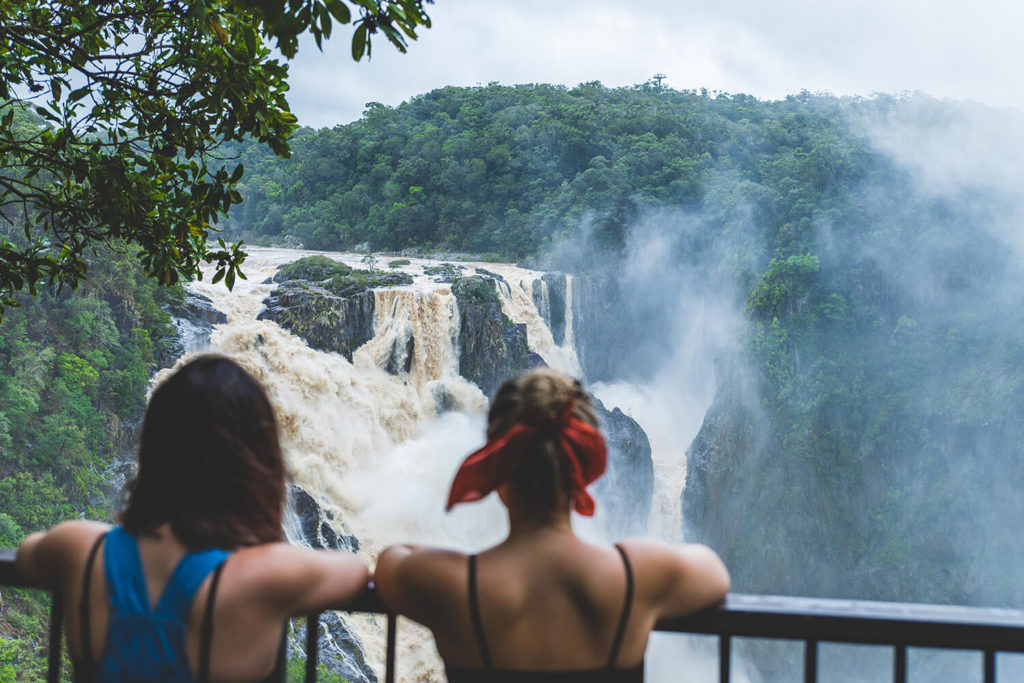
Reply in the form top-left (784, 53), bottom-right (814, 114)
top-left (616, 537), bottom-right (723, 567)
top-left (377, 544), bottom-right (467, 591)
top-left (375, 544), bottom-right (467, 620)
top-left (41, 519), bottom-right (110, 546)
top-left (16, 520), bottom-right (110, 588)
top-left (615, 537), bottom-right (730, 617)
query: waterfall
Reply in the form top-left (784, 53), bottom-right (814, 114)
top-left (473, 263), bottom-right (581, 376)
top-left (564, 275), bottom-right (576, 352)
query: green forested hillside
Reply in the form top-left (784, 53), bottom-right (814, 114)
top-left (0, 242), bottom-right (183, 675)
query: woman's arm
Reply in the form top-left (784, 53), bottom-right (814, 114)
top-left (374, 544), bottom-right (416, 613)
top-left (232, 543), bottom-right (370, 617)
top-left (624, 538), bottom-right (730, 618)
top-left (15, 521), bottom-right (109, 590)
top-left (15, 531), bottom-right (51, 587)
top-left (375, 544), bottom-right (462, 627)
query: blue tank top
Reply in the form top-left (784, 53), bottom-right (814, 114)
top-left (78, 527), bottom-right (230, 682)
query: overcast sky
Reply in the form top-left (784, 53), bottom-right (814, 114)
top-left (284, 0), bottom-right (1024, 128)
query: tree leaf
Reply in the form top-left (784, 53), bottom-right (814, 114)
top-left (352, 22), bottom-right (368, 61)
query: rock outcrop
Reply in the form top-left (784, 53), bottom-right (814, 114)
top-left (259, 283), bottom-right (376, 361)
top-left (290, 486), bottom-right (359, 553)
top-left (532, 273), bottom-right (567, 346)
top-left (451, 276), bottom-right (543, 397)
top-left (258, 257), bottom-right (412, 361)
top-left (164, 291), bottom-right (227, 364)
top-left (569, 274), bottom-right (631, 383)
top-left (423, 263), bottom-right (464, 283)
top-left (591, 399), bottom-right (653, 537)
top-left (682, 357), bottom-right (766, 549)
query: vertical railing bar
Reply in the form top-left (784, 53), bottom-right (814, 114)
top-left (984, 649), bottom-right (996, 683)
top-left (804, 639), bottom-right (818, 683)
top-left (46, 593), bottom-right (64, 683)
top-left (305, 613), bottom-right (320, 683)
top-left (386, 613), bottom-right (397, 683)
top-left (894, 644), bottom-right (907, 683)
top-left (719, 634), bottom-right (731, 683)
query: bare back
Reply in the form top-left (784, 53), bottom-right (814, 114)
top-left (376, 531), bottom-right (729, 672)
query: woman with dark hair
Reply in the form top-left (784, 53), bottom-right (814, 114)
top-left (375, 367), bottom-right (730, 682)
top-left (17, 354), bottom-right (368, 682)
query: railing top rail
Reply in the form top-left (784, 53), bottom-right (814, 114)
top-left (661, 594), bottom-right (1024, 652)
top-left (4, 549), bottom-right (1024, 652)
top-left (0, 548), bottom-right (19, 586)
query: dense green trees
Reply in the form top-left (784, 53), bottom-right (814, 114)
top-left (0, 242), bottom-right (181, 534)
top-left (0, 242), bottom-right (184, 671)
top-left (219, 84), bottom-right (885, 261)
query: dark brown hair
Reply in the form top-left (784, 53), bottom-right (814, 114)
top-left (487, 368), bottom-right (599, 518)
top-left (122, 354), bottom-right (285, 549)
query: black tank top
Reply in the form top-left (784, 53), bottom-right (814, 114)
top-left (445, 544), bottom-right (645, 683)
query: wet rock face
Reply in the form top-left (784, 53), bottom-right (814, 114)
top-left (591, 399), bottom-right (654, 538)
top-left (179, 291), bottom-right (228, 325)
top-left (163, 291), bottom-right (227, 366)
top-left (259, 284), bottom-right (376, 361)
top-left (532, 272), bottom-right (568, 346)
top-left (423, 263), bottom-right (464, 283)
top-left (259, 258), bottom-right (413, 362)
top-left (569, 274), bottom-right (629, 384)
top-left (682, 359), bottom-right (764, 548)
top-left (290, 612), bottom-right (377, 683)
top-left (451, 275), bottom-right (544, 398)
top-left (290, 486), bottom-right (359, 552)
top-left (570, 273), bottom-right (677, 385)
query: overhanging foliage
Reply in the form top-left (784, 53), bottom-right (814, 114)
top-left (0, 0), bottom-right (432, 318)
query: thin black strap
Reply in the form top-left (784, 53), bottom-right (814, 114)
top-left (467, 554), bottom-right (493, 669)
top-left (78, 532), bottom-right (107, 670)
top-left (607, 544), bottom-right (634, 669)
top-left (198, 559), bottom-right (228, 683)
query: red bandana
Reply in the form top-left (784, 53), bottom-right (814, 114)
top-left (446, 404), bottom-right (607, 516)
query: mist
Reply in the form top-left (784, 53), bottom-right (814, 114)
top-left (543, 93), bottom-right (1024, 618)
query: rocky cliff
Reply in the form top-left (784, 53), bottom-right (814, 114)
top-left (259, 283), bottom-right (376, 361)
top-left (164, 291), bottom-right (227, 365)
top-left (451, 275), bottom-right (544, 398)
top-left (683, 354), bottom-right (1024, 606)
top-left (532, 273), bottom-right (568, 347)
top-left (591, 399), bottom-right (654, 537)
top-left (258, 257), bottom-right (411, 361)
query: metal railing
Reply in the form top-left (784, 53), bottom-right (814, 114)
top-left (4, 548), bottom-right (1024, 682)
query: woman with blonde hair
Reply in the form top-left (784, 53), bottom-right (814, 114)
top-left (17, 354), bottom-right (368, 682)
top-left (375, 367), bottom-right (729, 681)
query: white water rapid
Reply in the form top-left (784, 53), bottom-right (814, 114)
top-left (160, 246), bottom-right (713, 682)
